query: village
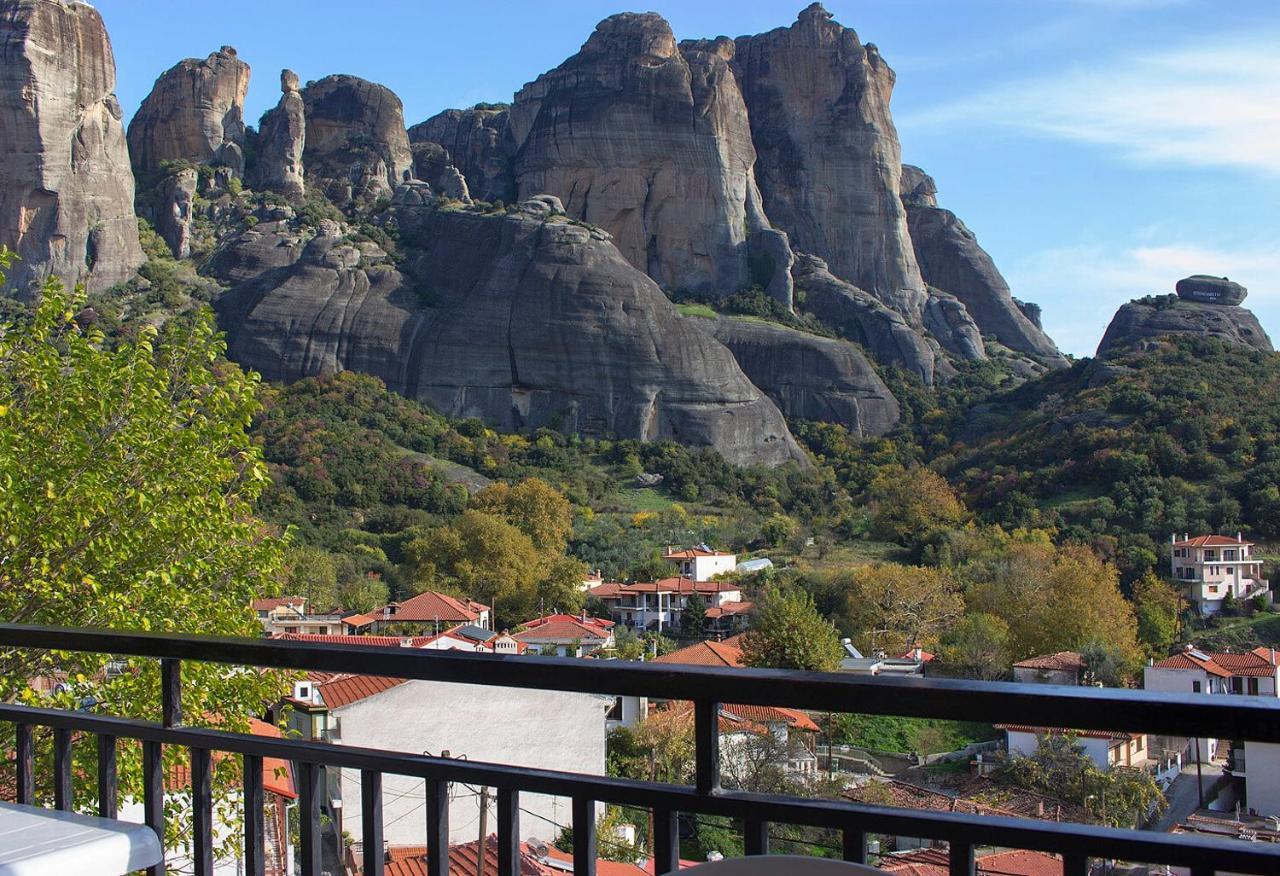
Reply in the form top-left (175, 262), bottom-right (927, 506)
top-left (203, 536), bottom-right (1278, 876)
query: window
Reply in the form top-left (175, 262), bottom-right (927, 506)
top-left (1249, 678), bottom-right (1260, 696)
top-left (1232, 677), bottom-right (1245, 695)
top-left (1193, 681), bottom-right (1202, 693)
top-left (606, 697), bottom-right (624, 721)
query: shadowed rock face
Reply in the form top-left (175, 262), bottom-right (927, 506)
top-left (732, 3), bottom-right (926, 320)
top-left (707, 316), bottom-right (899, 435)
top-left (508, 14), bottom-right (787, 298)
top-left (924, 289), bottom-right (986, 361)
top-left (0, 0), bottom-right (143, 294)
top-left (254, 69), bottom-right (306, 203)
top-left (212, 202), bottom-right (806, 467)
top-left (792, 253), bottom-right (941, 385)
top-left (409, 107), bottom-right (516, 204)
top-left (901, 165), bottom-right (1065, 365)
top-left (301, 74), bottom-right (413, 207)
top-left (126, 46), bottom-right (250, 177)
top-left (1097, 296), bottom-right (1274, 358)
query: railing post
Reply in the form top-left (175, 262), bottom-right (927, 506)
top-left (361, 770), bottom-right (384, 876)
top-left (143, 740), bottom-right (165, 876)
top-left (161, 658), bottom-right (181, 727)
top-left (496, 788), bottom-right (519, 876)
top-left (97, 734), bottom-right (117, 818)
top-left (53, 727), bottom-right (72, 811)
top-left (192, 748), bottom-right (213, 876)
top-left (572, 797), bottom-right (597, 876)
top-left (243, 753), bottom-right (265, 876)
top-left (653, 808), bottom-right (679, 876)
top-left (694, 700), bottom-right (720, 795)
top-left (743, 816), bottom-right (769, 856)
top-left (298, 761), bottom-right (322, 875)
top-left (949, 841), bottom-right (975, 876)
top-left (426, 779), bottom-right (449, 876)
top-left (1062, 854), bottom-right (1088, 876)
top-left (842, 827), bottom-right (866, 864)
top-left (15, 723), bottom-right (33, 805)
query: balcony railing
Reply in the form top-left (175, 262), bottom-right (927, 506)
top-left (2, 623), bottom-right (1280, 876)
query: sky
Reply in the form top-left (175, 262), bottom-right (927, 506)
top-left (93, 0), bottom-right (1280, 358)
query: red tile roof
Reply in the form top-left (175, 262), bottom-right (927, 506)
top-left (881, 848), bottom-right (1063, 876)
top-left (167, 718), bottom-right (296, 800)
top-left (377, 591), bottom-right (489, 623)
top-left (514, 614), bottom-right (615, 643)
top-left (253, 596), bottom-right (304, 612)
top-left (1013, 652), bottom-right (1085, 672)
top-left (1153, 647), bottom-right (1278, 678)
top-left (722, 703), bottom-right (820, 733)
top-left (996, 724), bottom-right (1140, 743)
top-left (342, 613), bottom-right (377, 628)
top-left (663, 548), bottom-right (732, 558)
top-left (705, 600), bottom-right (754, 619)
top-left (374, 839), bottom-right (551, 876)
top-left (845, 781), bottom-right (1018, 818)
top-left (311, 673), bottom-right (408, 709)
top-left (273, 632), bottom-right (437, 648)
top-left (1173, 535), bottom-right (1253, 548)
top-left (591, 578), bottom-right (740, 596)
top-left (651, 639), bottom-right (745, 668)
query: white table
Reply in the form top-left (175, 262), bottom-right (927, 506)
top-left (0, 801), bottom-right (163, 875)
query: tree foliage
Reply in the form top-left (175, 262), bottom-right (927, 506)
top-left (740, 588), bottom-right (843, 672)
top-left (841, 563), bottom-right (963, 656)
top-left (936, 612), bottom-right (1012, 680)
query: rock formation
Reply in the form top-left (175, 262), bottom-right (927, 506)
top-left (154, 167), bottom-right (197, 260)
top-left (1097, 277), bottom-right (1273, 358)
top-left (409, 107), bottom-right (516, 204)
top-left (708, 316), bottom-right (899, 435)
top-left (507, 15), bottom-right (791, 300)
top-left (792, 254), bottom-right (942, 384)
top-left (254, 69), bottom-right (306, 203)
top-left (0, 0), bottom-right (143, 294)
top-left (126, 46), bottom-right (250, 178)
top-left (732, 4), bottom-right (926, 320)
top-left (212, 199), bottom-right (807, 467)
top-left (409, 141), bottom-right (471, 202)
top-left (301, 74), bottom-right (413, 207)
top-left (924, 289), bottom-right (986, 361)
top-left (901, 165), bottom-right (1065, 364)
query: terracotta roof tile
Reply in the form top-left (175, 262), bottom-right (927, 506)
top-left (514, 614), bottom-right (615, 643)
top-left (1173, 535), bottom-right (1253, 548)
top-left (1013, 652), bottom-right (1085, 672)
top-left (377, 591), bottom-right (489, 623)
top-left (996, 724), bottom-right (1140, 743)
top-left (253, 596), bottom-right (304, 611)
top-left (314, 674), bottom-right (408, 709)
top-left (273, 632), bottom-right (436, 648)
top-left (1153, 648), bottom-right (1277, 678)
top-left (651, 640), bottom-right (745, 668)
top-left (881, 848), bottom-right (1063, 876)
top-left (705, 601), bottom-right (754, 619)
top-left (663, 548), bottom-right (732, 558)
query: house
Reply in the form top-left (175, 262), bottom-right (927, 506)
top-left (118, 718), bottom-right (296, 876)
top-left (1013, 652), bottom-right (1086, 686)
top-left (513, 613), bottom-right (615, 657)
top-left (1171, 533), bottom-right (1268, 615)
top-left (838, 639), bottom-right (928, 677)
top-left (663, 545), bottom-right (737, 581)
top-left (703, 599), bottom-right (754, 636)
top-left (274, 627), bottom-right (526, 654)
top-left (879, 847), bottom-right (1064, 876)
top-left (587, 578), bottom-right (744, 633)
top-left (253, 596), bottom-right (350, 637)
top-left (371, 590), bottom-right (491, 634)
top-left (1145, 645), bottom-right (1280, 815)
top-left (997, 724), bottom-right (1151, 772)
top-left (279, 672), bottom-right (610, 847)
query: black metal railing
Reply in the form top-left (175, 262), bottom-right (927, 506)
top-left (2, 623), bottom-right (1280, 876)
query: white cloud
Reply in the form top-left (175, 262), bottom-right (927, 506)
top-left (1005, 238), bottom-right (1280, 357)
top-left (900, 32), bottom-right (1280, 176)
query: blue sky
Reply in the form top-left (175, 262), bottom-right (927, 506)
top-left (94, 0), bottom-right (1280, 357)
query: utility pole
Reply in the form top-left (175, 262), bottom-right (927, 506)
top-left (477, 786), bottom-right (491, 876)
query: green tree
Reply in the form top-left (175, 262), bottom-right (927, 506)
top-left (936, 612), bottom-right (1011, 680)
top-left (869, 466), bottom-right (968, 552)
top-left (0, 259), bottom-right (286, 858)
top-left (842, 564), bottom-right (963, 657)
top-left (682, 592), bottom-right (707, 638)
top-left (1132, 572), bottom-right (1180, 658)
top-left (760, 513), bottom-right (797, 549)
top-left (740, 588), bottom-right (843, 672)
top-left (284, 545), bottom-right (339, 609)
top-left (472, 477), bottom-right (574, 553)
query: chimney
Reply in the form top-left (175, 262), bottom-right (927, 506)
top-left (1238, 531), bottom-right (1243, 543)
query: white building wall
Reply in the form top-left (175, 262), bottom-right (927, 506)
top-left (693, 555), bottom-right (737, 580)
top-left (1243, 741), bottom-right (1280, 816)
top-left (331, 680), bottom-right (610, 847)
top-left (1006, 731), bottom-right (1111, 771)
top-left (1143, 666), bottom-right (1220, 761)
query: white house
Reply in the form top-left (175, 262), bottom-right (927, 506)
top-left (281, 673), bottom-right (610, 847)
top-left (253, 596), bottom-right (351, 637)
top-left (1012, 651), bottom-right (1087, 686)
top-left (999, 724), bottom-right (1150, 772)
top-left (512, 613), bottom-right (615, 657)
top-left (588, 578), bottom-right (744, 633)
top-left (1145, 646), bottom-right (1280, 815)
top-left (1171, 534), bottom-right (1267, 615)
top-left (663, 546), bottom-right (737, 581)
top-left (370, 590), bottom-right (491, 634)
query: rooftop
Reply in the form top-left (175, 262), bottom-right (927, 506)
top-left (1153, 646), bottom-right (1278, 678)
top-left (1013, 652), bottom-right (1086, 672)
top-left (252, 595), bottom-right (304, 612)
top-left (377, 590), bottom-right (489, 623)
top-left (514, 613), bottom-right (615, 643)
top-left (662, 547), bottom-right (733, 559)
top-left (880, 847), bottom-right (1064, 876)
top-left (651, 639), bottom-right (745, 668)
top-left (1174, 534), bottom-right (1253, 548)
top-left (995, 724), bottom-right (1141, 743)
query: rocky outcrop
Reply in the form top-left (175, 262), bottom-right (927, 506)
top-left (301, 74), bottom-right (413, 207)
top-left (924, 289), bottom-right (985, 361)
top-left (409, 107), bottom-right (516, 204)
top-left (792, 254), bottom-right (941, 385)
top-left (708, 316), bottom-right (899, 435)
top-left (1176, 275), bottom-right (1247, 306)
top-left (901, 164), bottom-right (1065, 365)
top-left (1097, 288), bottom-right (1273, 358)
top-left (733, 4), bottom-right (926, 320)
top-left (409, 141), bottom-right (471, 202)
top-left (508, 15), bottom-right (790, 299)
top-left (126, 46), bottom-right (250, 178)
top-left (0, 0), bottom-right (143, 294)
top-left (155, 167), bottom-right (197, 259)
top-left (212, 200), bottom-right (806, 467)
top-left (254, 69), bottom-right (306, 203)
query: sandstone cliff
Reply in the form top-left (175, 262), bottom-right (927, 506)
top-left (409, 107), bottom-right (516, 204)
top-left (508, 14), bottom-right (791, 301)
top-left (254, 69), bottom-right (306, 203)
top-left (301, 74), bottom-right (413, 207)
top-left (707, 316), bottom-right (899, 435)
top-left (1097, 278), bottom-right (1273, 358)
top-left (126, 46), bottom-right (250, 178)
top-left (901, 164), bottom-right (1065, 365)
top-left (0, 0), bottom-right (143, 294)
top-left (733, 3), bottom-right (926, 321)
top-left (212, 198), bottom-right (806, 467)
